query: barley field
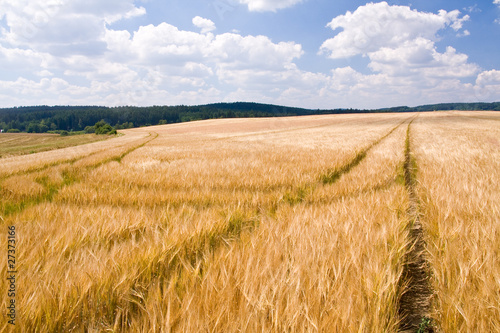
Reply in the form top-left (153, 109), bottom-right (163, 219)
top-left (0, 133), bottom-right (114, 158)
top-left (1, 111), bottom-right (498, 332)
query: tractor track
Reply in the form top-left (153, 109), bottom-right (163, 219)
top-left (320, 117), bottom-right (411, 185)
top-left (398, 120), bottom-right (433, 332)
top-left (279, 116), bottom-right (414, 207)
top-left (0, 132), bottom-right (158, 218)
top-left (0, 131), bottom-right (155, 180)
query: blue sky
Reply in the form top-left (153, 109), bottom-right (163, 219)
top-left (0, 0), bottom-right (499, 109)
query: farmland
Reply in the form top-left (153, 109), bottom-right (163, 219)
top-left (0, 133), bottom-right (114, 158)
top-left (1, 111), bottom-right (499, 332)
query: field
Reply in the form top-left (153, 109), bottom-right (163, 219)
top-left (0, 133), bottom-right (114, 158)
top-left (1, 111), bottom-right (499, 332)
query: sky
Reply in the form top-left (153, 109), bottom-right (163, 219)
top-left (0, 0), bottom-right (499, 109)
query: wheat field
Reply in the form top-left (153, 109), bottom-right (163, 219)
top-left (1, 111), bottom-right (499, 332)
top-left (412, 112), bottom-right (500, 332)
top-left (0, 133), bottom-right (114, 158)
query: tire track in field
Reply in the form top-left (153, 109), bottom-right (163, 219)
top-left (34, 118), bottom-right (411, 330)
top-left (282, 117), bottom-right (413, 205)
top-left (0, 132), bottom-right (153, 180)
top-left (0, 132), bottom-right (158, 218)
top-left (397, 120), bottom-right (433, 332)
top-left (18, 119), bottom-right (410, 330)
top-left (172, 115), bottom-right (405, 150)
top-left (30, 208), bottom-right (259, 332)
top-left (320, 118), bottom-right (409, 184)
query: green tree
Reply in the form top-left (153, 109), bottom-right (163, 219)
top-left (26, 122), bottom-right (40, 133)
top-left (84, 126), bottom-right (95, 133)
top-left (94, 120), bottom-right (115, 135)
top-left (39, 120), bottom-right (49, 133)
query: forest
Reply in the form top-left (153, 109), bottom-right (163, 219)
top-left (0, 102), bottom-right (499, 133)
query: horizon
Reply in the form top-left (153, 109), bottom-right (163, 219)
top-left (1, 100), bottom-right (500, 112)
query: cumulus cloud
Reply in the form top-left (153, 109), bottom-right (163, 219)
top-left (237, 0), bottom-right (305, 12)
top-left (102, 23), bottom-right (304, 104)
top-left (123, 23), bottom-right (213, 63)
top-left (313, 2), bottom-right (482, 108)
top-left (210, 33), bottom-right (303, 69)
top-left (0, 0), bottom-right (494, 109)
top-left (0, 0), bottom-right (307, 108)
top-left (367, 38), bottom-right (479, 78)
top-left (192, 16), bottom-right (216, 34)
top-left (0, 76), bottom-right (95, 106)
top-left (475, 69), bottom-right (500, 101)
top-left (0, 0), bottom-right (145, 53)
top-left (320, 2), bottom-right (470, 59)
top-left (0, 44), bottom-right (53, 70)
top-left (104, 23), bottom-right (303, 72)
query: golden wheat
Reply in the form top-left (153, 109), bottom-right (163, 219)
top-left (1, 112), bottom-right (497, 332)
top-left (411, 111), bottom-right (500, 332)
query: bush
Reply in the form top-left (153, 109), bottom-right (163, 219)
top-left (94, 120), bottom-right (116, 135)
top-left (95, 124), bottom-right (113, 134)
top-left (84, 126), bottom-right (95, 133)
top-left (7, 129), bottom-right (20, 133)
top-left (60, 130), bottom-right (69, 136)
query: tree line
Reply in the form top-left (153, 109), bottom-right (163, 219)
top-left (0, 102), bottom-right (498, 133)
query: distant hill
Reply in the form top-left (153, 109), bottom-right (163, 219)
top-left (0, 102), bottom-right (498, 133)
top-left (379, 102), bottom-right (500, 112)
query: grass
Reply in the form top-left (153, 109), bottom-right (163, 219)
top-left (0, 130), bottom-right (151, 178)
top-left (0, 133), bottom-right (114, 158)
top-left (0, 112), bottom-right (498, 332)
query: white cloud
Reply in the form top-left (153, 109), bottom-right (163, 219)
top-left (464, 5), bottom-right (481, 13)
top-left (237, 0), bottom-right (305, 12)
top-left (494, 0), bottom-right (500, 24)
top-left (125, 23), bottom-right (213, 63)
top-left (0, 0), bottom-right (495, 110)
top-left (0, 77), bottom-right (95, 106)
top-left (210, 33), bottom-right (303, 69)
top-left (0, 45), bottom-right (48, 67)
top-left (313, 2), bottom-right (481, 108)
top-left (192, 16), bottom-right (216, 34)
top-left (450, 14), bottom-right (470, 31)
top-left (104, 23), bottom-right (303, 72)
top-left (476, 69), bottom-right (500, 85)
top-left (101, 23), bottom-right (304, 103)
top-left (475, 69), bottom-right (500, 102)
top-left (0, 0), bottom-right (144, 51)
top-left (320, 2), bottom-right (470, 59)
top-left (105, 6), bottom-right (146, 24)
top-left (367, 38), bottom-right (479, 78)
top-left (36, 70), bottom-right (54, 77)
top-left (0, 0), bottom-right (308, 108)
